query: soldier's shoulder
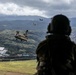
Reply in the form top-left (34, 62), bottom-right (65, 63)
top-left (72, 41), bottom-right (76, 48)
top-left (36, 39), bottom-right (47, 54)
top-left (69, 41), bottom-right (76, 51)
top-left (38, 39), bottom-right (47, 46)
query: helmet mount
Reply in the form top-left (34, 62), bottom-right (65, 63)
top-left (47, 14), bottom-right (71, 35)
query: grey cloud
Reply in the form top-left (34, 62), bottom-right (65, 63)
top-left (0, 0), bottom-right (47, 8)
top-left (0, 0), bottom-right (76, 17)
top-left (0, 0), bottom-right (71, 9)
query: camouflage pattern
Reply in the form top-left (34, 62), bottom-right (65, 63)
top-left (35, 35), bottom-right (76, 75)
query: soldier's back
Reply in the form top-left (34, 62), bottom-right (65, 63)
top-left (36, 35), bottom-right (76, 75)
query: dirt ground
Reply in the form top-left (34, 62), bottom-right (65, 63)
top-left (0, 71), bottom-right (32, 75)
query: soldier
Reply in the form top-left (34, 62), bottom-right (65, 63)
top-left (35, 14), bottom-right (76, 75)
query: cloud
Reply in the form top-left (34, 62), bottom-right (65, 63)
top-left (0, 3), bottom-right (46, 17)
top-left (0, 0), bottom-right (75, 18)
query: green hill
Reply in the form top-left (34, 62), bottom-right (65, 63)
top-left (0, 30), bottom-right (45, 57)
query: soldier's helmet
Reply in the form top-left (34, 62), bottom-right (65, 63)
top-left (47, 14), bottom-right (71, 35)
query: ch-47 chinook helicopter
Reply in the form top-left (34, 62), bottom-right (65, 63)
top-left (15, 30), bottom-right (28, 41)
top-left (39, 18), bottom-right (43, 21)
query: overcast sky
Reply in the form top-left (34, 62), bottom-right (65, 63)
top-left (0, 0), bottom-right (76, 18)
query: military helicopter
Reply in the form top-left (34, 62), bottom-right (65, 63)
top-left (33, 22), bottom-right (36, 26)
top-left (39, 18), bottom-right (43, 21)
top-left (15, 30), bottom-right (28, 41)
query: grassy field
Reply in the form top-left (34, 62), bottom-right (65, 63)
top-left (0, 60), bottom-right (37, 75)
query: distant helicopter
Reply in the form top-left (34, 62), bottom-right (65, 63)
top-left (39, 18), bottom-right (43, 21)
top-left (33, 22), bottom-right (36, 26)
top-left (15, 30), bottom-right (28, 41)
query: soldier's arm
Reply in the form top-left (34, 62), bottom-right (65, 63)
top-left (72, 43), bottom-right (76, 74)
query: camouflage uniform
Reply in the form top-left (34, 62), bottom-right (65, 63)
top-left (36, 35), bottom-right (76, 75)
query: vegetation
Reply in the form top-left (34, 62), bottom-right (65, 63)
top-left (0, 60), bottom-right (37, 74)
top-left (0, 30), bottom-right (45, 56)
